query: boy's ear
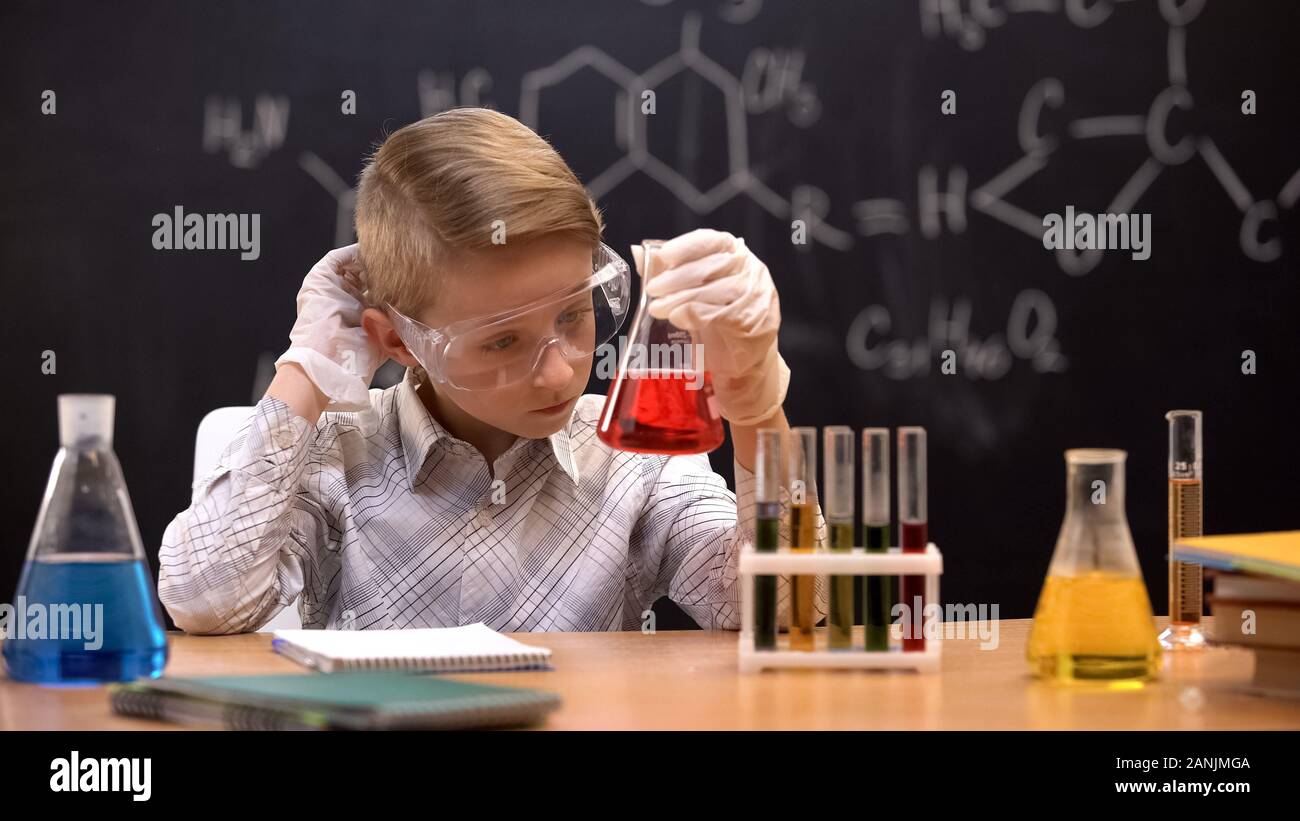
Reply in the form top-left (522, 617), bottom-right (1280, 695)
top-left (361, 308), bottom-right (420, 368)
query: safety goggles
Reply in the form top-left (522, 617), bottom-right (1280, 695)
top-left (387, 242), bottom-right (631, 391)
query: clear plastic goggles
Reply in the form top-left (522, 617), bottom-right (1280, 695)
top-left (388, 243), bottom-right (631, 391)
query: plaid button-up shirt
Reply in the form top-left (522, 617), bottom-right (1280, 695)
top-left (159, 370), bottom-right (826, 633)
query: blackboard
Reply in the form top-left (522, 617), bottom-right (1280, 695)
top-left (3, 0), bottom-right (1298, 626)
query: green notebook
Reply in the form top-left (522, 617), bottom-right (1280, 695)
top-left (110, 672), bottom-right (561, 730)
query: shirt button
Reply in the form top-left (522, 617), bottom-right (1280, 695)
top-left (272, 429), bottom-right (296, 449)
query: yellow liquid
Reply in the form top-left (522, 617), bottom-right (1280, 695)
top-left (828, 521), bottom-right (854, 650)
top-left (789, 504), bottom-right (817, 651)
top-left (1026, 572), bottom-right (1161, 682)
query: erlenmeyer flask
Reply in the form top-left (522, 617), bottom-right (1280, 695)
top-left (3, 395), bottom-right (168, 684)
top-left (1026, 449), bottom-right (1161, 683)
top-left (597, 239), bottom-right (725, 455)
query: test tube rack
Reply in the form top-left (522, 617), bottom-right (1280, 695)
top-left (738, 543), bottom-right (943, 673)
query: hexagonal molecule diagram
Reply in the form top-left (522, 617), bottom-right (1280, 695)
top-left (519, 12), bottom-right (852, 250)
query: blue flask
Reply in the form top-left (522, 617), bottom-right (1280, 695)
top-left (3, 395), bottom-right (168, 683)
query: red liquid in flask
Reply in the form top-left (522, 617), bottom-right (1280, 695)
top-left (901, 520), bottom-right (928, 652)
top-left (597, 369), bottom-right (725, 455)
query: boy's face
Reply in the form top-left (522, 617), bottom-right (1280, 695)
top-left (382, 236), bottom-right (598, 440)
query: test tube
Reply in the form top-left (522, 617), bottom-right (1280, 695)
top-left (861, 428), bottom-right (891, 651)
top-left (788, 427), bottom-right (818, 652)
top-left (898, 427), bottom-right (927, 652)
top-left (823, 426), bottom-right (855, 650)
top-left (754, 429), bottom-right (781, 651)
top-left (1161, 410), bottom-right (1205, 650)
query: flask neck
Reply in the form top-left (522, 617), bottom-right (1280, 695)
top-left (1065, 460), bottom-right (1125, 519)
top-left (59, 394), bottom-right (115, 448)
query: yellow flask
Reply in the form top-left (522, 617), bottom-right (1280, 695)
top-left (1026, 450), bottom-right (1161, 683)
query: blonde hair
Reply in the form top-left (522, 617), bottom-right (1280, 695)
top-left (355, 107), bottom-right (604, 314)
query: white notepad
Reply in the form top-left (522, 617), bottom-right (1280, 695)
top-left (271, 622), bottom-right (553, 673)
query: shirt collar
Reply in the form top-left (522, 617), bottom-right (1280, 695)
top-left (395, 370), bottom-right (581, 490)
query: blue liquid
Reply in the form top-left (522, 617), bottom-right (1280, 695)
top-left (3, 555), bottom-right (168, 684)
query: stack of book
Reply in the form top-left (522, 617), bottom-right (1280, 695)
top-left (1174, 531), bottom-right (1300, 697)
top-left (111, 672), bottom-right (562, 730)
top-left (110, 622), bottom-right (560, 729)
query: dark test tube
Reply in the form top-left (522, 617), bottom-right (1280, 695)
top-left (824, 426), bottom-right (855, 650)
top-left (754, 429), bottom-right (781, 650)
top-left (899, 427), bottom-right (928, 652)
top-left (861, 428), bottom-right (891, 652)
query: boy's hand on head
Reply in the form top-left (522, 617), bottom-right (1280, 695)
top-left (636, 228), bottom-right (790, 427)
top-left (275, 245), bottom-right (385, 412)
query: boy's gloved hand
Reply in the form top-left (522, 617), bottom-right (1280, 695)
top-left (636, 229), bottom-right (790, 427)
top-left (275, 244), bottom-right (385, 412)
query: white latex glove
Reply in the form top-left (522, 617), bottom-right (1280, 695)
top-left (274, 244), bottom-right (384, 412)
top-left (637, 229), bottom-right (790, 426)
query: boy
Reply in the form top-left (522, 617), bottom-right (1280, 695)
top-left (159, 107), bottom-right (826, 633)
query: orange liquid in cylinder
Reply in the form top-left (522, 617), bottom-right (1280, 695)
top-left (597, 369), bottom-right (724, 455)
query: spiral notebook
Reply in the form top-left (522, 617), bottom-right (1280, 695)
top-left (270, 622), bottom-right (553, 673)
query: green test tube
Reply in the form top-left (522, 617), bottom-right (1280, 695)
top-left (862, 428), bottom-right (892, 651)
top-left (754, 429), bottom-right (780, 650)
top-left (824, 426), bottom-right (856, 650)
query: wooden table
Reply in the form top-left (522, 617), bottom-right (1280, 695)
top-left (2, 617), bottom-right (1296, 729)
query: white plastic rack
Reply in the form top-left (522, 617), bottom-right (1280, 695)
top-left (738, 543), bottom-right (943, 673)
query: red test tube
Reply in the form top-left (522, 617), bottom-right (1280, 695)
top-left (898, 427), bottom-right (928, 652)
